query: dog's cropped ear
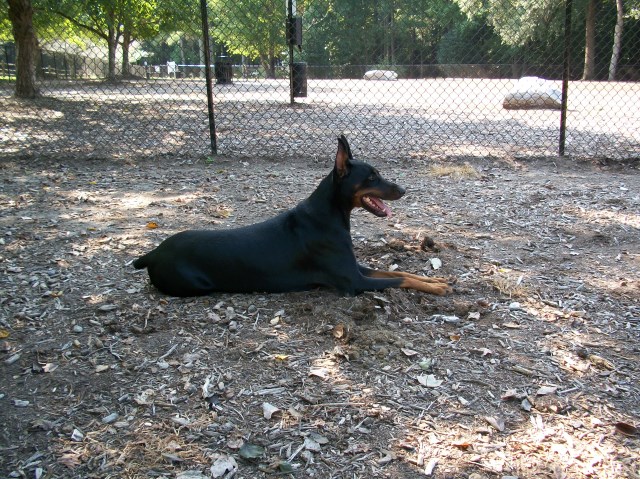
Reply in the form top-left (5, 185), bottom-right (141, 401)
top-left (335, 135), bottom-right (352, 178)
top-left (338, 135), bottom-right (353, 159)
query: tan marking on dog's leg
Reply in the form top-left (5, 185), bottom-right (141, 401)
top-left (397, 277), bottom-right (452, 295)
top-left (368, 270), bottom-right (452, 285)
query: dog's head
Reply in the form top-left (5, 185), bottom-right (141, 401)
top-left (334, 135), bottom-right (405, 217)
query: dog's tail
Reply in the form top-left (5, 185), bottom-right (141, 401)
top-left (133, 253), bottom-right (150, 270)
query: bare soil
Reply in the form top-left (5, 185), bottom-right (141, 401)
top-left (0, 153), bottom-right (638, 479)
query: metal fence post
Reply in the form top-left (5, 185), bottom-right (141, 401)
top-left (200, 0), bottom-right (217, 155)
top-left (559, 0), bottom-right (573, 157)
top-left (287, 0), bottom-right (294, 105)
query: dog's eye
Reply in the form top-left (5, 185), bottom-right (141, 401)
top-left (367, 173), bottom-right (378, 182)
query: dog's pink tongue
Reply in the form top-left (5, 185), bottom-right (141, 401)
top-left (371, 197), bottom-right (392, 217)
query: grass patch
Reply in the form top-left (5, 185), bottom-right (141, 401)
top-left (428, 162), bottom-right (481, 179)
top-left (488, 273), bottom-right (531, 298)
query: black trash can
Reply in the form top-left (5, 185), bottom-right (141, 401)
top-left (292, 62), bottom-right (307, 97)
top-left (214, 57), bottom-right (233, 84)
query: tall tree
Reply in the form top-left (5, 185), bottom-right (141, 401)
top-left (120, 0), bottom-right (158, 76)
top-left (582, 0), bottom-right (596, 80)
top-left (46, 0), bottom-right (124, 80)
top-left (453, 0), bottom-right (564, 47)
top-left (44, 0), bottom-right (161, 80)
top-left (302, 0), bottom-right (461, 79)
top-left (6, 0), bottom-right (38, 97)
top-left (608, 0), bottom-right (624, 80)
top-left (453, 0), bottom-right (639, 81)
top-left (154, 0), bottom-right (201, 74)
top-left (208, 0), bottom-right (291, 78)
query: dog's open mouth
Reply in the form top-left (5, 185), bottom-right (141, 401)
top-left (362, 195), bottom-right (392, 217)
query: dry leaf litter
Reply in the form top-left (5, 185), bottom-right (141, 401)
top-left (0, 154), bottom-right (638, 478)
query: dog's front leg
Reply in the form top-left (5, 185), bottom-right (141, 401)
top-left (358, 266), bottom-right (453, 295)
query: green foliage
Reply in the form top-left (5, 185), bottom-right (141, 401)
top-left (303, 0), bottom-right (461, 71)
top-left (630, 3), bottom-right (640, 21)
top-left (208, 0), bottom-right (290, 74)
top-left (156, 0), bottom-right (200, 33)
top-left (1, 0), bottom-right (75, 43)
top-left (139, 36), bottom-right (201, 64)
top-left (40, 0), bottom-right (161, 42)
top-left (1, 0), bottom-right (638, 82)
top-left (140, 1), bottom-right (203, 65)
top-left (437, 20), bottom-right (517, 64)
top-left (453, 0), bottom-right (564, 47)
top-left (0, 17), bottom-right (12, 42)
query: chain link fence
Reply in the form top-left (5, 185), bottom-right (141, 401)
top-left (1, 0), bottom-right (639, 161)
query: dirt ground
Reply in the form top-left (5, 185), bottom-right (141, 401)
top-left (0, 152), bottom-right (638, 479)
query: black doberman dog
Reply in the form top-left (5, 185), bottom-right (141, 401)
top-left (133, 136), bottom-right (452, 297)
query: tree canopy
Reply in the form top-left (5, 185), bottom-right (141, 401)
top-left (1, 0), bottom-right (639, 86)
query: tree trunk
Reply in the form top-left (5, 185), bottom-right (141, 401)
top-left (582, 0), bottom-right (596, 80)
top-left (388, 10), bottom-right (395, 65)
top-left (199, 37), bottom-right (205, 78)
top-left (270, 55), bottom-right (276, 79)
top-left (107, 25), bottom-right (118, 80)
top-left (179, 36), bottom-right (187, 66)
top-left (7, 0), bottom-right (38, 98)
top-left (122, 29), bottom-right (131, 77)
top-left (608, 0), bottom-right (624, 81)
top-left (262, 52), bottom-right (276, 79)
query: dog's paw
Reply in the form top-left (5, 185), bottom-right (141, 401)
top-left (427, 283), bottom-right (453, 296)
top-left (439, 284), bottom-right (454, 295)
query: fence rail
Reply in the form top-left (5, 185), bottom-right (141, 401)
top-left (0, 0), bottom-right (639, 162)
